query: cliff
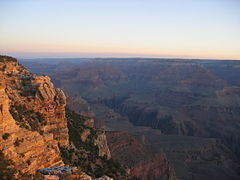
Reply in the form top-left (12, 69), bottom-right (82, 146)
top-left (0, 56), bottom-right (66, 177)
top-left (106, 131), bottom-right (177, 180)
top-left (0, 56), bottom-right (122, 179)
top-left (22, 57), bottom-right (240, 179)
top-left (32, 75), bottom-right (69, 147)
top-left (131, 154), bottom-right (176, 180)
top-left (61, 108), bottom-right (126, 179)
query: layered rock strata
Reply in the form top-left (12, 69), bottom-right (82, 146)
top-left (0, 56), bottom-right (68, 176)
top-left (106, 131), bottom-right (177, 180)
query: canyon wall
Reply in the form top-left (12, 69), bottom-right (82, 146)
top-left (106, 131), bottom-right (177, 180)
top-left (0, 56), bottom-right (131, 179)
top-left (0, 56), bottom-right (66, 176)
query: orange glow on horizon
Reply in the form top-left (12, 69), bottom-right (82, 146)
top-left (1, 0), bottom-right (239, 60)
top-left (1, 49), bottom-right (240, 60)
top-left (1, 43), bottom-right (239, 60)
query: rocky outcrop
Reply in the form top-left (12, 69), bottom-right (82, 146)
top-left (94, 131), bottom-right (111, 159)
top-left (0, 56), bottom-right (130, 179)
top-left (1, 56), bottom-right (69, 146)
top-left (37, 166), bottom-right (92, 180)
top-left (36, 166), bottom-right (114, 180)
top-left (0, 76), bottom-right (64, 176)
top-left (32, 76), bottom-right (69, 147)
top-left (62, 108), bottom-right (125, 179)
top-left (0, 56), bottom-right (67, 176)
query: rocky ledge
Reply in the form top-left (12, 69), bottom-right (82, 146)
top-left (37, 166), bottom-right (113, 180)
top-left (0, 56), bottom-right (67, 176)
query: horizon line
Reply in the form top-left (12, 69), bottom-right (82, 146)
top-left (18, 56), bottom-right (240, 61)
top-left (1, 52), bottom-right (240, 61)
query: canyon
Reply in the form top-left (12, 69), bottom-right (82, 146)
top-left (21, 58), bottom-right (240, 179)
top-left (1, 56), bottom-right (178, 179)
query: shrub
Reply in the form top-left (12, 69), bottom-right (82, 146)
top-left (14, 138), bottom-right (23, 147)
top-left (9, 104), bottom-right (46, 132)
top-left (61, 107), bottom-right (127, 179)
top-left (0, 55), bottom-right (17, 63)
top-left (26, 160), bottom-right (31, 165)
top-left (2, 133), bottom-right (10, 140)
top-left (0, 151), bottom-right (16, 179)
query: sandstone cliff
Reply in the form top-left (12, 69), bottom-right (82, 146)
top-left (0, 56), bottom-right (126, 179)
top-left (0, 56), bottom-right (67, 177)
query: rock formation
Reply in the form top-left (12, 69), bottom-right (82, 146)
top-left (32, 75), bottom-right (69, 147)
top-left (36, 166), bottom-right (114, 180)
top-left (22, 57), bottom-right (240, 179)
top-left (0, 56), bottom-right (65, 176)
top-left (106, 131), bottom-right (177, 180)
top-left (0, 56), bottom-right (128, 179)
top-left (130, 154), bottom-right (176, 180)
top-left (94, 130), bottom-right (111, 159)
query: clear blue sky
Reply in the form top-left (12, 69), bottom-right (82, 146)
top-left (0, 0), bottom-right (240, 59)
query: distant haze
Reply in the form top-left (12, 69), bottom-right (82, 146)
top-left (0, 0), bottom-right (240, 60)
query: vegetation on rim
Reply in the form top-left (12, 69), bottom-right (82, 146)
top-left (60, 107), bottom-right (128, 179)
top-left (9, 104), bottom-right (46, 132)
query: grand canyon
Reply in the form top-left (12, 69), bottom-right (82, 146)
top-left (1, 0), bottom-right (240, 179)
top-left (12, 57), bottom-right (239, 180)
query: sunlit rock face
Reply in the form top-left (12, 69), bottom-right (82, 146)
top-left (94, 130), bottom-right (111, 159)
top-left (0, 56), bottom-right (126, 180)
top-left (32, 75), bottom-right (69, 147)
top-left (0, 56), bottom-right (68, 176)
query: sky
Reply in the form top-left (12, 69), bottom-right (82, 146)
top-left (0, 0), bottom-right (240, 59)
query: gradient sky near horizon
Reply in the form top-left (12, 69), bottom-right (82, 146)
top-left (0, 0), bottom-right (240, 59)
